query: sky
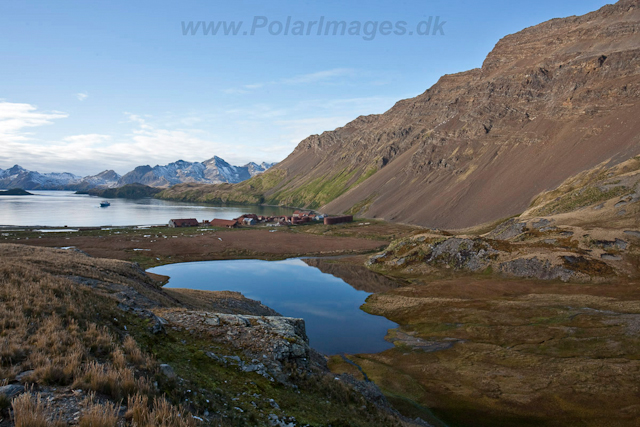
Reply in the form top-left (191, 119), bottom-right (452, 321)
top-left (0, 0), bottom-right (614, 176)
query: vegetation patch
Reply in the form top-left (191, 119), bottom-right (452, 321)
top-left (78, 183), bottom-right (162, 199)
top-left (345, 195), bottom-right (377, 217)
top-left (267, 168), bottom-right (361, 209)
top-left (533, 185), bottom-right (631, 216)
top-left (562, 255), bottom-right (616, 276)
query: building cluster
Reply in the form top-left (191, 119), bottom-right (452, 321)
top-left (168, 210), bottom-right (353, 228)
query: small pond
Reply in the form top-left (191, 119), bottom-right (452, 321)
top-left (148, 258), bottom-right (398, 355)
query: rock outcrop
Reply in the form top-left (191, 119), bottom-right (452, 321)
top-left (156, 309), bottom-right (310, 383)
top-left (367, 213), bottom-right (637, 281)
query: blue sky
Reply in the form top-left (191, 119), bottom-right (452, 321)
top-left (0, 0), bottom-right (613, 176)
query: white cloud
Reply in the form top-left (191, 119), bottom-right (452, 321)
top-left (0, 115), bottom-right (230, 175)
top-left (76, 92), bottom-right (89, 101)
top-left (63, 134), bottom-right (111, 145)
top-left (281, 68), bottom-right (355, 85)
top-left (222, 88), bottom-right (250, 95)
top-left (0, 101), bottom-right (68, 142)
top-left (0, 91), bottom-right (398, 176)
top-left (124, 113), bottom-right (153, 130)
top-left (223, 68), bottom-right (356, 94)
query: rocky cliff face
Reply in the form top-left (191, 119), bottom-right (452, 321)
top-left (165, 0), bottom-right (640, 228)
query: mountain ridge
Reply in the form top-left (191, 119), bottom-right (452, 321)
top-left (158, 0), bottom-right (640, 229)
top-left (0, 157), bottom-right (276, 191)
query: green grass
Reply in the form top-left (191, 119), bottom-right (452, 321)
top-left (157, 169), bottom-right (288, 205)
top-left (346, 195), bottom-right (377, 216)
top-left (267, 168), bottom-right (361, 209)
top-left (158, 164), bottom-right (381, 211)
top-left (128, 320), bottom-right (401, 427)
top-left (533, 185), bottom-right (631, 216)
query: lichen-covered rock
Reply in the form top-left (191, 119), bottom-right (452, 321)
top-left (532, 218), bottom-right (553, 230)
top-left (594, 238), bottom-right (628, 251)
top-left (157, 310), bottom-right (310, 382)
top-left (486, 219), bottom-right (527, 240)
top-left (427, 238), bottom-right (498, 272)
top-left (499, 257), bottom-right (575, 282)
top-left (366, 252), bottom-right (389, 266)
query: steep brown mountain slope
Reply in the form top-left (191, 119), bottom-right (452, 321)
top-left (160, 0), bottom-right (640, 229)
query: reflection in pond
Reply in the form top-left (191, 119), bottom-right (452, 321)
top-left (303, 258), bottom-right (401, 294)
top-left (148, 258), bottom-right (398, 355)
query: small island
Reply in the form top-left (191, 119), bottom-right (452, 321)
top-left (0, 188), bottom-right (33, 196)
top-left (76, 183), bottom-right (162, 199)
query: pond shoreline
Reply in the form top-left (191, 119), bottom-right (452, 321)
top-left (149, 258), bottom-right (399, 355)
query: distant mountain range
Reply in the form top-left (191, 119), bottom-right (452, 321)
top-left (0, 157), bottom-right (276, 191)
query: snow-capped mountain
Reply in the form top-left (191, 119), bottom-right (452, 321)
top-left (74, 170), bottom-right (122, 191)
top-left (0, 165), bottom-right (121, 191)
top-left (0, 165), bottom-right (82, 190)
top-left (84, 170), bottom-right (122, 187)
top-left (118, 161), bottom-right (206, 187)
top-left (245, 161), bottom-right (277, 177)
top-left (0, 157), bottom-right (275, 190)
top-left (118, 157), bottom-right (276, 188)
top-left (203, 156), bottom-right (251, 183)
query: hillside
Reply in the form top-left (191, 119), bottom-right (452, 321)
top-left (159, 0), bottom-right (640, 229)
top-left (78, 183), bottom-right (162, 199)
top-left (334, 155), bottom-right (640, 426)
top-left (0, 245), bottom-right (405, 426)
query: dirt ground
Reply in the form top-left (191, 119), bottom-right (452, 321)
top-left (7, 220), bottom-right (640, 426)
top-left (0, 225), bottom-right (391, 268)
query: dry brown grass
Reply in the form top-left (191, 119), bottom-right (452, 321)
top-left (0, 244), bottom-right (186, 424)
top-left (123, 335), bottom-right (154, 370)
top-left (11, 391), bottom-right (66, 427)
top-left (79, 393), bottom-right (119, 427)
top-left (126, 394), bottom-right (196, 427)
top-left (74, 361), bottom-right (151, 401)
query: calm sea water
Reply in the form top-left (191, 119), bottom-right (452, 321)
top-left (0, 190), bottom-right (294, 227)
top-left (148, 259), bottom-right (398, 355)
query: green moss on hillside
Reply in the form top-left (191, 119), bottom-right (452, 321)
top-left (156, 169), bottom-right (287, 205)
top-left (533, 186), bottom-right (631, 216)
top-left (157, 164), bottom-right (381, 211)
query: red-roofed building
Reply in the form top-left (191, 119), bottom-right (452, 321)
top-left (168, 218), bottom-right (199, 228)
top-left (236, 213), bottom-right (259, 221)
top-left (210, 219), bottom-right (238, 228)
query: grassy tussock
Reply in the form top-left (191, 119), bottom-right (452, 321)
top-left (74, 361), bottom-right (152, 401)
top-left (11, 392), bottom-right (65, 427)
top-left (78, 393), bottom-right (119, 427)
top-left (0, 244), bottom-right (187, 425)
top-left (126, 394), bottom-right (196, 427)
